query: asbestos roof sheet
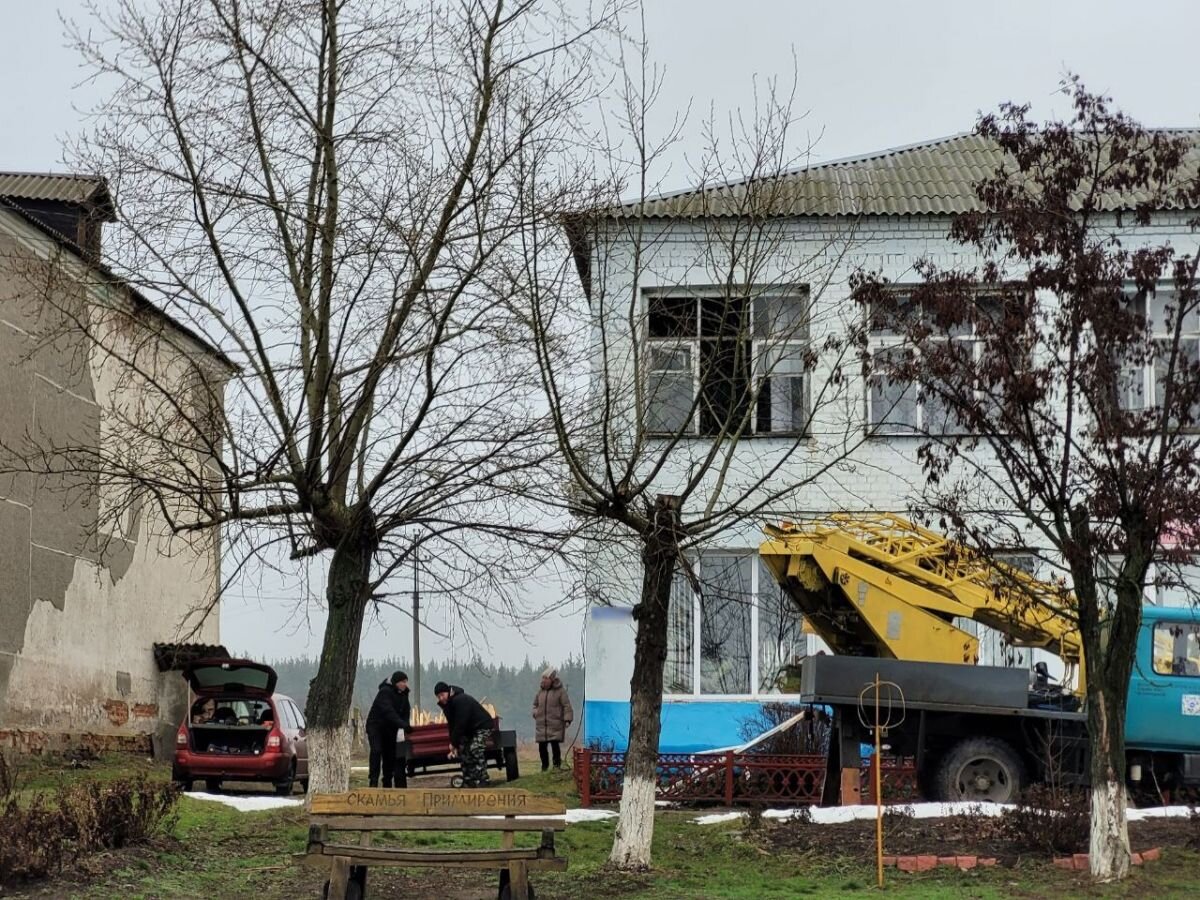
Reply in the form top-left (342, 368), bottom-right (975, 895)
top-left (0, 171), bottom-right (111, 206)
top-left (602, 131), bottom-right (1200, 219)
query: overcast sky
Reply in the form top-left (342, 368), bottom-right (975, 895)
top-left (3, 0), bottom-right (1199, 667)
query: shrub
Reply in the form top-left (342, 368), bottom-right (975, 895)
top-left (998, 784), bottom-right (1090, 854)
top-left (0, 777), bottom-right (180, 885)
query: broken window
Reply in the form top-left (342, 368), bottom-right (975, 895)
top-left (645, 291), bottom-right (809, 436)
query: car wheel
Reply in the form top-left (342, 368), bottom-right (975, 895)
top-left (205, 778), bottom-right (221, 793)
top-left (504, 747), bottom-right (520, 782)
top-left (300, 777), bottom-right (310, 794)
top-left (934, 736), bottom-right (1025, 803)
top-left (275, 759), bottom-right (296, 796)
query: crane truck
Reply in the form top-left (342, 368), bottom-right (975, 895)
top-left (759, 514), bottom-right (1200, 805)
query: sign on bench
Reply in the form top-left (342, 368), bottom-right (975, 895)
top-left (302, 788), bottom-right (568, 900)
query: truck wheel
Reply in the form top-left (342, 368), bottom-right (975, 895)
top-left (504, 747), bottom-right (520, 782)
top-left (935, 737), bottom-right (1025, 803)
top-left (205, 778), bottom-right (221, 793)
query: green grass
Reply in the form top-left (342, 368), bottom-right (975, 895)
top-left (5, 755), bottom-right (1200, 899)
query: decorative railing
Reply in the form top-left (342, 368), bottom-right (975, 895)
top-left (573, 747), bottom-right (918, 807)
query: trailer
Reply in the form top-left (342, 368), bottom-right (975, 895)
top-left (395, 717), bottom-right (520, 786)
top-left (760, 515), bottom-right (1200, 804)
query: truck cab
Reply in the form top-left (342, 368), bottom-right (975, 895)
top-left (1127, 606), bottom-right (1200, 756)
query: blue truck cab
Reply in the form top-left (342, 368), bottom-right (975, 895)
top-left (1126, 605), bottom-right (1200, 787)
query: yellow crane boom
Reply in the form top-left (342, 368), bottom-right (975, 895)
top-left (759, 514), bottom-right (1082, 685)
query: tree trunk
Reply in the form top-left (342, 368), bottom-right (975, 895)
top-left (1086, 681), bottom-right (1131, 881)
top-left (1085, 589), bottom-right (1141, 881)
top-left (610, 495), bottom-right (681, 870)
top-left (304, 525), bottom-right (375, 799)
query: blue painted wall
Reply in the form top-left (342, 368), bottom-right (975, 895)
top-left (583, 699), bottom-right (774, 753)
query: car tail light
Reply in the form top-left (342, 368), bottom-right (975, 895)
top-left (266, 729), bottom-right (282, 750)
top-left (176, 726), bottom-right (188, 747)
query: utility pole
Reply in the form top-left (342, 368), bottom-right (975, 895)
top-left (412, 545), bottom-right (421, 716)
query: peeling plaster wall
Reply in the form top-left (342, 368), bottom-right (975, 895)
top-left (0, 211), bottom-right (222, 744)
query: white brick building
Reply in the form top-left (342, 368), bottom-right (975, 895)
top-left (570, 133), bottom-right (1200, 752)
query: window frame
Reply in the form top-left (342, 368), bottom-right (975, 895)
top-left (663, 549), bottom-right (808, 700)
top-left (1118, 287), bottom-right (1200, 426)
top-left (643, 290), bottom-right (811, 438)
top-left (1152, 620), bottom-right (1200, 678)
top-left (866, 288), bottom-right (1000, 437)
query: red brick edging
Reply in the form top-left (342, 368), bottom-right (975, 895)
top-left (883, 847), bottom-right (1162, 872)
top-left (1052, 846), bottom-right (1162, 871)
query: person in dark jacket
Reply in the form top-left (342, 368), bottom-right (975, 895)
top-left (434, 681), bottom-right (493, 787)
top-left (365, 671), bottom-right (411, 788)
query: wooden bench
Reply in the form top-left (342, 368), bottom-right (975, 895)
top-left (302, 788), bottom-right (567, 900)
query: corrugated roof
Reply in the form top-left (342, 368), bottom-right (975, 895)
top-left (0, 171), bottom-right (114, 213)
top-left (600, 131), bottom-right (1200, 219)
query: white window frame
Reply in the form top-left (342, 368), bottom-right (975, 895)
top-left (644, 290), bottom-right (810, 438)
top-left (1118, 286), bottom-right (1200, 420)
top-left (663, 550), bottom-right (807, 700)
top-left (866, 290), bottom-right (996, 437)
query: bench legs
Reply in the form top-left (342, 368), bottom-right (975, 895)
top-left (498, 862), bottom-right (531, 900)
top-left (323, 859), bottom-right (367, 900)
top-left (510, 861), bottom-right (530, 899)
top-left (328, 856), bottom-right (351, 900)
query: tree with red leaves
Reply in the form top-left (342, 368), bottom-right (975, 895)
top-left (853, 79), bottom-right (1200, 881)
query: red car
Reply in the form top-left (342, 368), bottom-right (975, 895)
top-left (171, 659), bottom-right (309, 795)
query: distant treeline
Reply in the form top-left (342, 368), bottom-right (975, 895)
top-left (265, 656), bottom-right (584, 742)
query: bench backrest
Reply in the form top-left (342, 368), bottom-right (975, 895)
top-left (310, 788), bottom-right (566, 834)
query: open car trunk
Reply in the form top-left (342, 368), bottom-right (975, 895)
top-left (190, 725), bottom-right (268, 756)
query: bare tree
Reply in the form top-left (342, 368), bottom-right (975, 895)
top-left (525, 51), bottom-right (867, 867)
top-left (12, 0), bottom-right (618, 794)
top-left (853, 80), bottom-right (1200, 881)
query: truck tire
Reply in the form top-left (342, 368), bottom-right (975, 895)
top-left (504, 747), bottom-right (520, 782)
top-left (934, 737), bottom-right (1025, 803)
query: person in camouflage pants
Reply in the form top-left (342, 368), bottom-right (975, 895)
top-left (435, 681), bottom-right (494, 788)
top-left (459, 730), bottom-right (492, 788)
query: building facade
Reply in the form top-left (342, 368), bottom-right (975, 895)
top-left (0, 173), bottom-right (232, 755)
top-left (573, 133), bottom-right (1200, 753)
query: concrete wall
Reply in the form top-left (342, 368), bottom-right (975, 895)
top-left (579, 209), bottom-right (1200, 752)
top-left (0, 208), bottom-right (222, 749)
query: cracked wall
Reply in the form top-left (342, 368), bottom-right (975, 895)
top-left (0, 212), bottom-right (221, 741)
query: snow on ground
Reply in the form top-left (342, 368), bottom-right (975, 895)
top-left (1127, 806), bottom-right (1195, 821)
top-left (184, 792), bottom-right (305, 812)
top-left (476, 809), bottom-right (619, 823)
top-left (566, 808), bottom-right (619, 823)
top-left (692, 801), bottom-right (1199, 826)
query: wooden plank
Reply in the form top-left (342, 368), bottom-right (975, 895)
top-left (510, 860), bottom-right (530, 900)
top-left (327, 856), bottom-right (351, 900)
top-left (312, 814), bottom-right (565, 832)
top-left (301, 853), bottom-right (568, 873)
top-left (320, 844), bottom-right (542, 864)
top-left (310, 788), bottom-right (565, 817)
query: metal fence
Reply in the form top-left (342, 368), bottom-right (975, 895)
top-left (573, 747), bottom-right (918, 807)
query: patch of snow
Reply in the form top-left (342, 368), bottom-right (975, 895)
top-left (1127, 806), bottom-right (1194, 821)
top-left (474, 809), bottom-right (618, 824)
top-left (184, 792), bottom-right (304, 812)
top-left (691, 800), bottom-right (1200, 827)
top-left (655, 800), bottom-right (677, 808)
top-left (350, 766), bottom-right (369, 772)
top-left (566, 808), bottom-right (619, 823)
top-left (691, 812), bottom-right (744, 825)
